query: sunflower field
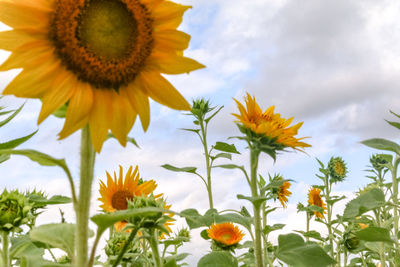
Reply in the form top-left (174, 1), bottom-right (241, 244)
top-left (0, 0), bottom-right (398, 267)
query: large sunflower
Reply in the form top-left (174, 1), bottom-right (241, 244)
top-left (98, 165), bottom-right (157, 212)
top-left (207, 222), bottom-right (244, 247)
top-left (0, 0), bottom-right (204, 152)
top-left (233, 93), bottom-right (310, 151)
top-left (308, 187), bottom-right (327, 219)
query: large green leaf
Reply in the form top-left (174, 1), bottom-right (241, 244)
top-left (276, 233), bottom-right (336, 267)
top-left (91, 207), bottom-right (165, 234)
top-left (355, 227), bottom-right (393, 243)
top-left (179, 209), bottom-right (213, 229)
top-left (28, 195), bottom-right (72, 206)
top-left (29, 223), bottom-right (75, 259)
top-left (214, 213), bottom-right (253, 231)
top-left (361, 138), bottom-right (400, 155)
top-left (197, 251), bottom-right (238, 267)
top-left (343, 188), bottom-right (386, 219)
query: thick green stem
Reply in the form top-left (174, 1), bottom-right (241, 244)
top-left (306, 212), bottom-right (310, 242)
top-left (324, 177), bottom-right (334, 261)
top-left (149, 230), bottom-right (162, 267)
top-left (200, 120), bottom-right (213, 209)
top-left (75, 126), bottom-right (96, 267)
top-left (2, 232), bottom-right (9, 267)
top-left (250, 149), bottom-right (263, 267)
top-left (392, 155), bottom-right (400, 257)
top-left (343, 248), bottom-right (347, 267)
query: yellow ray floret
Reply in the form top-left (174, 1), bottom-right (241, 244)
top-left (278, 181), bottom-right (292, 208)
top-left (0, 0), bottom-right (205, 152)
top-left (233, 93), bottom-right (311, 151)
top-left (308, 187), bottom-right (327, 219)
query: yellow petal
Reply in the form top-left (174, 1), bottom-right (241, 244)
top-left (153, 30), bottom-right (190, 52)
top-left (0, 1), bottom-right (50, 28)
top-left (152, 2), bottom-right (191, 30)
top-left (2, 59), bottom-right (60, 98)
top-left (58, 81), bottom-right (94, 139)
top-left (89, 89), bottom-right (112, 153)
top-left (38, 70), bottom-right (77, 124)
top-left (124, 84), bottom-right (150, 131)
top-left (109, 90), bottom-right (137, 146)
top-left (0, 29), bottom-right (42, 51)
top-left (145, 52), bottom-right (205, 74)
top-left (138, 71), bottom-right (190, 110)
top-left (0, 40), bottom-right (53, 71)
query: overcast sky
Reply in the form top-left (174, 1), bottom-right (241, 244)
top-left (1, 0), bottom-right (400, 264)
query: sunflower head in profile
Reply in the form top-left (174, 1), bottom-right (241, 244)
top-left (0, 0), bottom-right (205, 152)
top-left (308, 187), bottom-right (327, 219)
top-left (328, 157), bottom-right (347, 183)
top-left (232, 93), bottom-right (311, 157)
top-left (98, 165), bottom-right (157, 213)
top-left (277, 181), bottom-right (292, 208)
top-left (207, 222), bottom-right (244, 250)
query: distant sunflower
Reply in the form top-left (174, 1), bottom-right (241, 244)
top-left (98, 165), bottom-right (156, 212)
top-left (233, 93), bottom-right (310, 152)
top-left (0, 0), bottom-right (204, 152)
top-left (308, 188), bottom-right (326, 219)
top-left (207, 222), bottom-right (244, 247)
top-left (278, 181), bottom-right (291, 208)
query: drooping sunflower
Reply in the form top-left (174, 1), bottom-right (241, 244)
top-left (0, 0), bottom-right (205, 152)
top-left (278, 181), bottom-right (291, 208)
top-left (207, 222), bottom-right (244, 247)
top-left (98, 165), bottom-right (157, 212)
top-left (233, 93), bottom-right (311, 152)
top-left (308, 187), bottom-right (327, 219)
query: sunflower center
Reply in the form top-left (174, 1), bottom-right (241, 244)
top-left (334, 162), bottom-right (345, 176)
top-left (78, 0), bottom-right (137, 60)
top-left (111, 190), bottom-right (133, 210)
top-left (50, 0), bottom-right (154, 89)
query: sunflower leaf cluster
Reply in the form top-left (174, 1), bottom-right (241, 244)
top-left (0, 189), bottom-right (33, 232)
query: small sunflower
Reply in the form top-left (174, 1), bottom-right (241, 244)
top-left (207, 222), bottom-right (244, 248)
top-left (278, 181), bottom-right (292, 208)
top-left (328, 157), bottom-right (347, 183)
top-left (98, 165), bottom-right (157, 212)
top-left (0, 0), bottom-right (204, 152)
top-left (308, 187), bottom-right (326, 219)
top-left (233, 93), bottom-right (310, 152)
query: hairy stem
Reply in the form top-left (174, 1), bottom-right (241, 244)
top-left (112, 228), bottom-right (139, 267)
top-left (75, 126), bottom-right (96, 267)
top-left (149, 230), bottom-right (162, 267)
top-left (2, 231), bottom-right (9, 267)
top-left (200, 120), bottom-right (213, 209)
top-left (250, 149), bottom-right (263, 267)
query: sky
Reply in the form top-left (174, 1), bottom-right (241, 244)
top-left (1, 0), bottom-right (400, 265)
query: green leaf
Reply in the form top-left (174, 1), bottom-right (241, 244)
top-left (10, 235), bottom-right (44, 259)
top-left (180, 128), bottom-right (200, 134)
top-left (237, 194), bottom-right (268, 208)
top-left (326, 195), bottom-right (346, 205)
top-left (200, 229), bottom-right (210, 240)
top-left (263, 224), bottom-right (285, 235)
top-left (213, 164), bottom-right (244, 170)
top-left (161, 164), bottom-right (197, 174)
top-left (28, 195), bottom-right (72, 206)
top-left (294, 230), bottom-right (325, 241)
top-left (52, 104), bottom-right (67, 118)
top-left (276, 233), bottom-right (336, 267)
top-left (214, 213), bottom-right (253, 231)
top-left (386, 120), bottom-right (400, 131)
top-left (179, 209), bottom-right (212, 229)
top-left (355, 227), bottom-right (393, 243)
top-left (0, 154), bottom-right (10, 164)
top-left (343, 188), bottom-right (386, 219)
top-left (0, 104), bottom-right (23, 128)
top-left (197, 251), bottom-right (238, 267)
top-left (211, 153), bottom-right (232, 161)
top-left (361, 138), bottom-right (400, 155)
top-left (212, 142), bottom-right (240, 154)
top-left (91, 207), bottom-right (165, 234)
top-left (0, 131), bottom-right (37, 150)
top-left (29, 223), bottom-right (75, 259)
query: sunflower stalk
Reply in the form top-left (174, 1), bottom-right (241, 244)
top-left (149, 229), bottom-right (163, 267)
top-left (391, 155), bottom-right (400, 258)
top-left (76, 126), bottom-right (96, 267)
top-left (1, 231), bottom-right (9, 267)
top-left (199, 115), bottom-right (214, 209)
top-left (249, 148), bottom-right (264, 267)
top-left (324, 175), bottom-right (335, 264)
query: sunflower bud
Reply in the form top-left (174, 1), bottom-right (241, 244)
top-left (0, 190), bottom-right (32, 232)
top-left (177, 227), bottom-right (191, 242)
top-left (370, 154), bottom-right (388, 172)
top-left (328, 157), bottom-right (347, 183)
top-left (344, 232), bottom-right (360, 251)
top-left (191, 98), bottom-right (213, 120)
top-left (105, 232), bottom-right (139, 257)
top-left (127, 195), bottom-right (164, 228)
